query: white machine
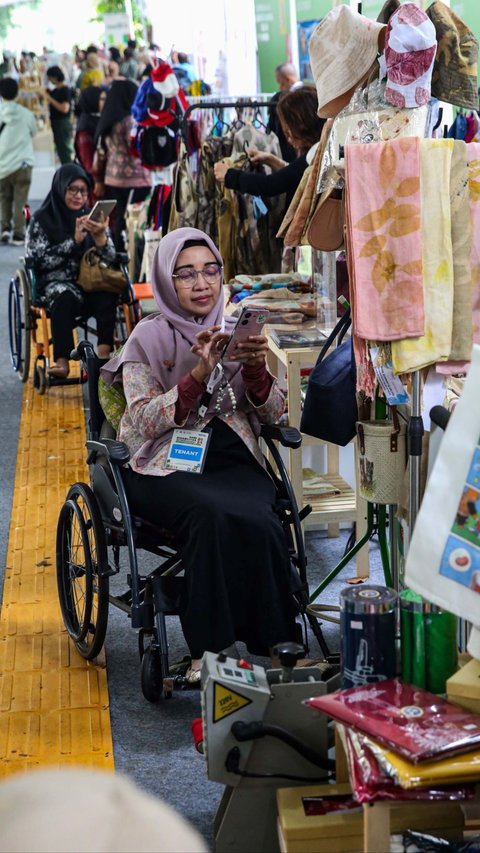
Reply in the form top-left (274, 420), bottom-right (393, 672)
top-left (201, 643), bottom-right (340, 853)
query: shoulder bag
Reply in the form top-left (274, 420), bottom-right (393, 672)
top-left (78, 247), bottom-right (126, 295)
top-left (300, 310), bottom-right (357, 446)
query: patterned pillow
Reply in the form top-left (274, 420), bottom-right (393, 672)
top-left (98, 375), bottom-right (126, 432)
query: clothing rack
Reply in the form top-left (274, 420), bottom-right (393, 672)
top-left (181, 98), bottom-right (272, 145)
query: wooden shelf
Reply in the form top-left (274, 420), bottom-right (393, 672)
top-left (266, 331), bottom-right (370, 577)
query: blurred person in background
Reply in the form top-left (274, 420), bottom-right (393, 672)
top-left (172, 51), bottom-right (196, 88)
top-left (93, 79), bottom-right (151, 250)
top-left (214, 85), bottom-right (324, 209)
top-left (267, 62), bottom-right (303, 162)
top-left (78, 49), bottom-right (105, 91)
top-left (120, 47), bottom-right (138, 81)
top-left (0, 76), bottom-right (36, 245)
top-left (46, 65), bottom-right (73, 164)
top-left (74, 85), bottom-right (106, 191)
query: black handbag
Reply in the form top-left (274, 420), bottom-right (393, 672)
top-left (300, 310), bottom-right (358, 446)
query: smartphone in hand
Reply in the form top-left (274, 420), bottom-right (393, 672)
top-left (221, 307), bottom-right (269, 360)
top-left (87, 200), bottom-right (117, 222)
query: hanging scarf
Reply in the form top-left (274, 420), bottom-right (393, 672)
top-left (101, 227), bottom-right (245, 465)
top-left (436, 140), bottom-right (473, 373)
top-left (345, 136), bottom-right (425, 341)
top-left (31, 163), bottom-right (91, 244)
top-left (75, 85), bottom-right (105, 136)
top-left (391, 139), bottom-right (454, 373)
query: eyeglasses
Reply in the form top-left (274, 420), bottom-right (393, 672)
top-left (172, 263), bottom-right (223, 288)
top-left (67, 186), bottom-right (88, 198)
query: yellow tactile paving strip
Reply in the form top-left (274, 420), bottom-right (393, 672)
top-left (0, 364), bottom-right (114, 776)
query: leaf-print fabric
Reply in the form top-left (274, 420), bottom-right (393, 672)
top-left (467, 144), bottom-right (480, 347)
top-left (391, 139), bottom-right (454, 373)
top-left (345, 137), bottom-right (425, 341)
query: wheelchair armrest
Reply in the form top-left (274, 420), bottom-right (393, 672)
top-left (114, 251), bottom-right (129, 266)
top-left (260, 424), bottom-right (302, 449)
top-left (71, 340), bottom-right (96, 362)
top-left (86, 438), bottom-right (130, 465)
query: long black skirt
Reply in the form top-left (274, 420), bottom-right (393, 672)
top-left (121, 418), bottom-right (297, 658)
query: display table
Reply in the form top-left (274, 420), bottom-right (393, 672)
top-left (266, 331), bottom-right (369, 577)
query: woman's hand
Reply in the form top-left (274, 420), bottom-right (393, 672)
top-left (246, 147), bottom-right (268, 166)
top-left (74, 215), bottom-right (88, 244)
top-left (213, 161), bottom-right (229, 183)
top-left (230, 334), bottom-right (268, 367)
top-left (190, 326), bottom-right (230, 383)
top-left (82, 211), bottom-right (108, 247)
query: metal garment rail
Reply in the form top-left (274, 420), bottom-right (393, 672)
top-left (181, 99), bottom-right (272, 145)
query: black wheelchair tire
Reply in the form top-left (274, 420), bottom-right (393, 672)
top-left (56, 483), bottom-right (109, 660)
top-left (8, 270), bottom-right (31, 382)
top-left (140, 644), bottom-right (164, 703)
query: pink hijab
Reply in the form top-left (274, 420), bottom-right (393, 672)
top-left (101, 227), bottom-right (244, 416)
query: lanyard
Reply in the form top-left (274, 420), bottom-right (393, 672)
top-left (198, 362), bottom-right (224, 418)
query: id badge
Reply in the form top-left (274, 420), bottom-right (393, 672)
top-left (164, 428), bottom-right (211, 474)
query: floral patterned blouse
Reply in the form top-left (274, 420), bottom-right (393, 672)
top-left (25, 217), bottom-right (116, 310)
top-left (119, 360), bottom-right (286, 477)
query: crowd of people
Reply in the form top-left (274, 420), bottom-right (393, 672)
top-left (0, 38), bottom-right (320, 675)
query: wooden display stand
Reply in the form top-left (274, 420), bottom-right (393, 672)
top-left (266, 333), bottom-right (369, 577)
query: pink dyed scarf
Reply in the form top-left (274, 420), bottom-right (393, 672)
top-left (345, 137), bottom-right (425, 341)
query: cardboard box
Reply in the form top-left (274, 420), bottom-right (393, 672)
top-left (447, 658), bottom-right (480, 715)
top-left (277, 783), bottom-right (464, 853)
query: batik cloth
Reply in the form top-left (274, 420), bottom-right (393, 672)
top-left (345, 136), bottom-right (424, 341)
top-left (391, 139), bottom-right (454, 373)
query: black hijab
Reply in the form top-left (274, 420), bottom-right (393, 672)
top-left (94, 78), bottom-right (137, 144)
top-left (32, 163), bottom-right (92, 244)
top-left (75, 85), bottom-right (105, 135)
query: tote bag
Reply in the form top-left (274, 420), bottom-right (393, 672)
top-left (300, 310), bottom-right (357, 446)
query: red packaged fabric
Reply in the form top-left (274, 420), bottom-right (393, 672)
top-left (338, 724), bottom-right (475, 803)
top-left (306, 678), bottom-right (480, 763)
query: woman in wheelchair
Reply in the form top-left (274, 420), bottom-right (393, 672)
top-left (25, 163), bottom-right (118, 379)
top-left (101, 227), bottom-right (297, 683)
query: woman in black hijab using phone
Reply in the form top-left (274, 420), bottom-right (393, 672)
top-left (25, 163), bottom-right (118, 378)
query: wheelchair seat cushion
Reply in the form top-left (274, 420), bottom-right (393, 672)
top-left (98, 374), bottom-right (127, 431)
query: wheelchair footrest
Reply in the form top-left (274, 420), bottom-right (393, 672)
top-left (151, 575), bottom-right (185, 615)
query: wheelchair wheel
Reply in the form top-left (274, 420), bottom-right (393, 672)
top-left (8, 269), bottom-right (31, 382)
top-left (33, 356), bottom-right (47, 395)
top-left (141, 643), bottom-right (164, 703)
top-left (56, 483), bottom-right (109, 660)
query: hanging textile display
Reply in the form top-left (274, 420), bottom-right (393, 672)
top-left (344, 136), bottom-right (424, 341)
top-left (391, 138), bottom-right (454, 373)
top-left (130, 60), bottom-right (188, 170)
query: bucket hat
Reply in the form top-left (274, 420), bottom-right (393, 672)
top-left (376, 0), bottom-right (400, 26)
top-left (383, 3), bottom-right (437, 108)
top-left (309, 5), bottom-right (385, 115)
top-left (426, 1), bottom-right (479, 110)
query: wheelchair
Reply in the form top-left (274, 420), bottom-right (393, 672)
top-left (7, 253), bottom-right (140, 394)
top-left (55, 340), bottom-right (334, 702)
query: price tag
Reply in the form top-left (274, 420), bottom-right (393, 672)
top-left (164, 429), bottom-right (211, 474)
top-left (370, 347), bottom-right (409, 406)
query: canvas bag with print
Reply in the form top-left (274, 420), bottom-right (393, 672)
top-left (405, 344), bottom-right (480, 656)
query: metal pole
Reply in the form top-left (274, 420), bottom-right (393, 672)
top-left (408, 371), bottom-right (424, 534)
top-left (124, 0), bottom-right (135, 39)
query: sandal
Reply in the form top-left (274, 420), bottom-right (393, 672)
top-left (184, 663), bottom-right (202, 686)
top-left (48, 364), bottom-right (70, 379)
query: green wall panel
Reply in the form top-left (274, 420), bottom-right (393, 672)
top-left (255, 0), bottom-right (295, 92)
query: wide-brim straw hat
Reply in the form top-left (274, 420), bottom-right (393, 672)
top-left (309, 5), bottom-right (385, 114)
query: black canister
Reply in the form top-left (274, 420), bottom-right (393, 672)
top-left (340, 585), bottom-right (397, 690)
